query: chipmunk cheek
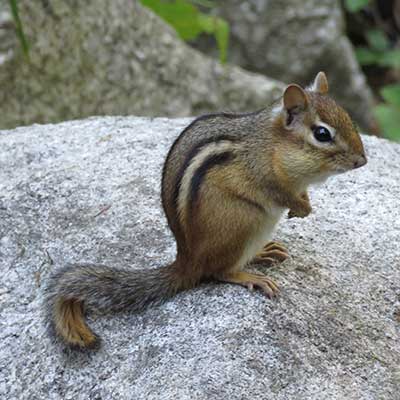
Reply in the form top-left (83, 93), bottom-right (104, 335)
top-left (329, 153), bottom-right (348, 173)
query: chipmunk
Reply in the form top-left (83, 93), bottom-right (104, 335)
top-left (44, 72), bottom-right (367, 349)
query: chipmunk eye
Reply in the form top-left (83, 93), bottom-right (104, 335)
top-left (312, 125), bottom-right (332, 142)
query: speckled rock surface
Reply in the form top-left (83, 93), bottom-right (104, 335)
top-left (0, 0), bottom-right (283, 130)
top-left (0, 117), bottom-right (399, 400)
top-left (193, 0), bottom-right (376, 132)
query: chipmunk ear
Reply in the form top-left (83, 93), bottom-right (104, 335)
top-left (283, 84), bottom-right (309, 127)
top-left (283, 84), bottom-right (308, 111)
top-left (311, 71), bottom-right (329, 94)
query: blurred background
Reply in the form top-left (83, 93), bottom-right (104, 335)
top-left (1, 0), bottom-right (399, 141)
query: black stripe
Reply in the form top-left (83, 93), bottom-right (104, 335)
top-left (189, 151), bottom-right (234, 207)
top-left (162, 109), bottom-right (264, 199)
top-left (219, 108), bottom-right (266, 119)
top-left (172, 135), bottom-right (236, 212)
top-left (161, 109), bottom-right (265, 232)
top-left (182, 108), bottom-right (265, 125)
top-left (232, 193), bottom-right (265, 213)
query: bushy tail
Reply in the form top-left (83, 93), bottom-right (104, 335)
top-left (44, 262), bottom-right (185, 349)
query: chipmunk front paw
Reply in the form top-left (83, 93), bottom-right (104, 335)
top-left (288, 205), bottom-right (311, 218)
top-left (288, 194), bottom-right (312, 218)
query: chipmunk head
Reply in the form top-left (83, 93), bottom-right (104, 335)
top-left (274, 71), bottom-right (367, 185)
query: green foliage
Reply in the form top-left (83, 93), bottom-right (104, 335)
top-left (355, 29), bottom-right (400, 69)
top-left (140, 0), bottom-right (229, 63)
top-left (381, 84), bottom-right (400, 108)
top-left (344, 0), bottom-right (370, 12)
top-left (196, 13), bottom-right (229, 64)
top-left (365, 29), bottom-right (388, 52)
top-left (8, 0), bottom-right (29, 58)
top-left (346, 2), bottom-right (400, 141)
top-left (374, 84), bottom-right (400, 141)
top-left (356, 35), bottom-right (400, 141)
top-left (356, 47), bottom-right (400, 68)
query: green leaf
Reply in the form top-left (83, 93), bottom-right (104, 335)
top-left (378, 50), bottom-right (400, 68)
top-left (141, 0), bottom-right (201, 40)
top-left (196, 13), bottom-right (214, 34)
top-left (365, 29), bottom-right (389, 52)
top-left (355, 47), bottom-right (381, 65)
top-left (140, 0), bottom-right (229, 63)
top-left (344, 0), bottom-right (370, 12)
top-left (197, 14), bottom-right (229, 63)
top-left (8, 0), bottom-right (29, 58)
top-left (374, 104), bottom-right (400, 141)
top-left (214, 18), bottom-right (229, 64)
top-left (191, 0), bottom-right (214, 7)
top-left (381, 84), bottom-right (400, 108)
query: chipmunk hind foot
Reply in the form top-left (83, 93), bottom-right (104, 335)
top-left (217, 270), bottom-right (279, 298)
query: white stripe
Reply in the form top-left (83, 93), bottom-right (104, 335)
top-left (177, 140), bottom-right (237, 228)
top-left (270, 101), bottom-right (283, 118)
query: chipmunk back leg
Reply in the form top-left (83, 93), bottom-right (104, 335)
top-left (219, 270), bottom-right (279, 298)
top-left (185, 173), bottom-right (280, 297)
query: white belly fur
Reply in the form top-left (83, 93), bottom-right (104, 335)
top-left (235, 204), bottom-right (286, 270)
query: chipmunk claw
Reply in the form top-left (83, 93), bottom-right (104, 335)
top-left (219, 271), bottom-right (279, 298)
top-left (251, 241), bottom-right (289, 266)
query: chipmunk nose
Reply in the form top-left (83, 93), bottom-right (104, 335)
top-left (353, 154), bottom-right (367, 169)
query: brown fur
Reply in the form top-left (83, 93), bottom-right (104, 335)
top-left (55, 299), bottom-right (98, 349)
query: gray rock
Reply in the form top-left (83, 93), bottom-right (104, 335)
top-left (0, 116), bottom-right (399, 399)
top-left (0, 0), bottom-right (283, 130)
top-left (194, 0), bottom-right (376, 132)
